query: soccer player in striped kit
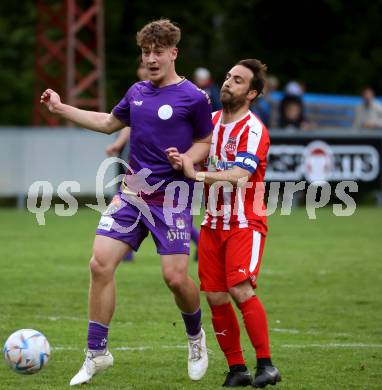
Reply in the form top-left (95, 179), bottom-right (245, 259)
top-left (167, 59), bottom-right (281, 387)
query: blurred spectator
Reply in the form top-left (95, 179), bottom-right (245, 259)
top-left (136, 56), bottom-right (149, 81)
top-left (353, 87), bottom-right (382, 129)
top-left (279, 81), bottom-right (313, 130)
top-left (251, 74), bottom-right (279, 127)
top-left (193, 67), bottom-right (222, 111)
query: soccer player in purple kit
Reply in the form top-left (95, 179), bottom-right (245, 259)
top-left (40, 19), bottom-right (212, 386)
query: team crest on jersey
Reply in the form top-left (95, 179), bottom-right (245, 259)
top-left (224, 137), bottom-right (237, 153)
top-left (175, 217), bottom-right (186, 230)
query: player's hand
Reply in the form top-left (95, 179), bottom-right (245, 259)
top-left (40, 89), bottom-right (62, 113)
top-left (165, 147), bottom-right (183, 170)
top-left (181, 154), bottom-right (197, 180)
top-left (106, 143), bottom-right (121, 156)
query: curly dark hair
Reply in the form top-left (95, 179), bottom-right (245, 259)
top-left (236, 59), bottom-right (268, 97)
top-left (136, 19), bottom-right (181, 48)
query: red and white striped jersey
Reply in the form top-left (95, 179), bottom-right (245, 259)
top-left (201, 110), bottom-right (270, 234)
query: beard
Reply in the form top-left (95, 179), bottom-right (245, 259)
top-left (220, 90), bottom-right (247, 113)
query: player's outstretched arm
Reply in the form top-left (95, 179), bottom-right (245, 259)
top-left (40, 89), bottom-right (124, 134)
top-left (165, 133), bottom-right (211, 170)
top-left (184, 134), bottom-right (212, 164)
top-left (182, 154), bottom-right (251, 186)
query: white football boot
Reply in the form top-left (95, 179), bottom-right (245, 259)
top-left (69, 349), bottom-right (113, 386)
top-left (187, 328), bottom-right (208, 380)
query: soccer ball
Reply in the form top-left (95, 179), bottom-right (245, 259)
top-left (3, 329), bottom-right (51, 374)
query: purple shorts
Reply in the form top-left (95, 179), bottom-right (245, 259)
top-left (96, 192), bottom-right (192, 255)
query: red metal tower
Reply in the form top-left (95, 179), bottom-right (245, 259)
top-left (33, 0), bottom-right (105, 125)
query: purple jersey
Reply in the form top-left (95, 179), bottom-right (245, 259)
top-left (112, 79), bottom-right (213, 204)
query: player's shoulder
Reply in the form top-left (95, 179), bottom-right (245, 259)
top-left (211, 110), bottom-right (223, 123)
top-left (122, 81), bottom-right (146, 98)
top-left (246, 111), bottom-right (269, 139)
top-left (130, 80), bottom-right (150, 92)
top-left (181, 79), bottom-right (212, 105)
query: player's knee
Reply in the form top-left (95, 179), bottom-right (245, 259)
top-left (228, 282), bottom-right (253, 304)
top-left (206, 292), bottom-right (230, 306)
top-left (163, 272), bottom-right (186, 292)
top-left (89, 255), bottom-right (113, 279)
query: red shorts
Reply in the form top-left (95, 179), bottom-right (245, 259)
top-left (198, 226), bottom-right (266, 292)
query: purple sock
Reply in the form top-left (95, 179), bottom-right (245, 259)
top-left (191, 226), bottom-right (200, 244)
top-left (181, 308), bottom-right (202, 337)
top-left (88, 321), bottom-right (109, 351)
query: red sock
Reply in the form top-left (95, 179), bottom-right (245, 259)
top-left (238, 295), bottom-right (271, 358)
top-left (210, 302), bottom-right (245, 367)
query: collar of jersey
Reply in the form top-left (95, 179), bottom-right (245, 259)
top-left (220, 110), bottom-right (251, 126)
top-left (146, 77), bottom-right (187, 90)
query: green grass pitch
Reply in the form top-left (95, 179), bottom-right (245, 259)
top-left (1, 207), bottom-right (381, 389)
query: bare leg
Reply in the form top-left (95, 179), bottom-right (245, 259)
top-left (160, 254), bottom-right (199, 313)
top-left (161, 253), bottom-right (208, 381)
top-left (89, 235), bottom-right (131, 324)
top-left (69, 236), bottom-right (131, 386)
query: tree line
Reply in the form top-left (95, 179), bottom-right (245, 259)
top-left (1, 0), bottom-right (381, 125)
